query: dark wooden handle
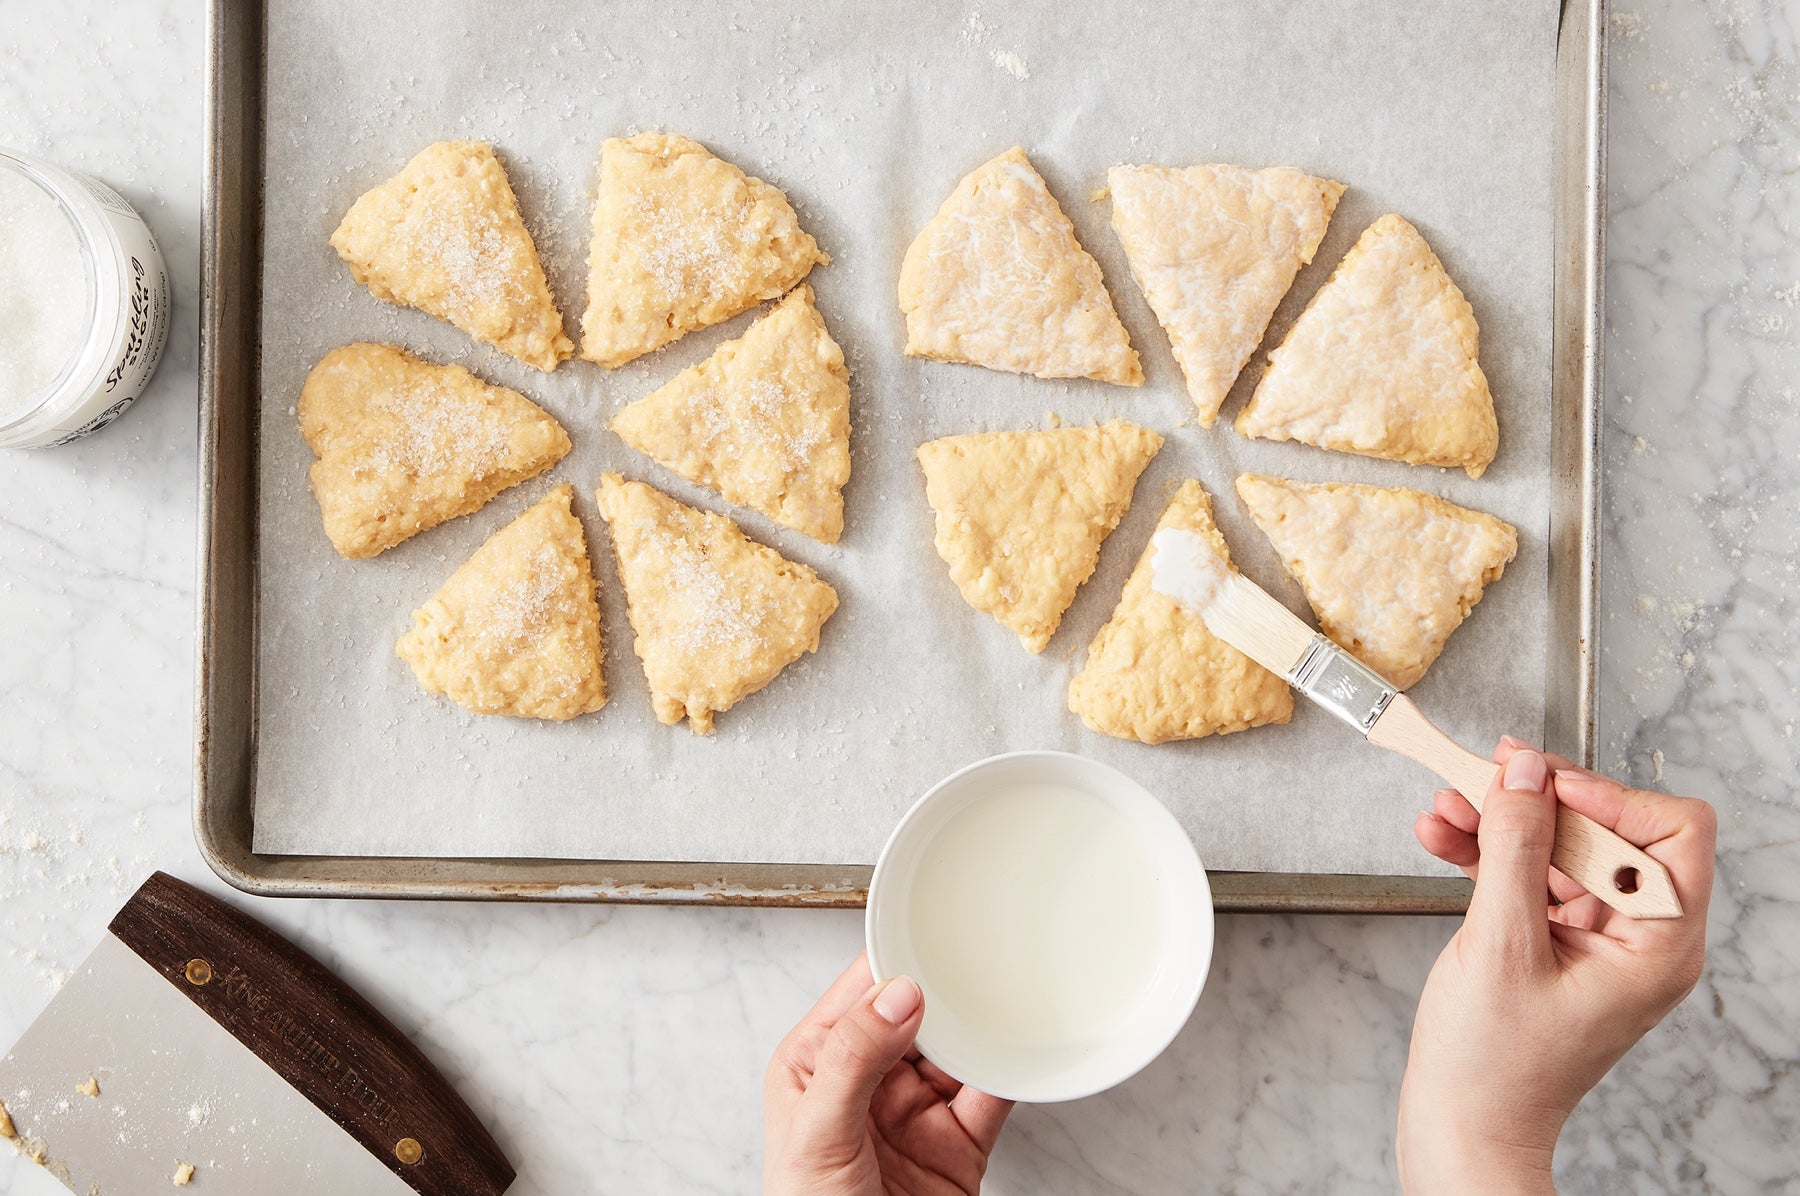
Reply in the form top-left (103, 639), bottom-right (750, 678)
top-left (109, 873), bottom-right (514, 1196)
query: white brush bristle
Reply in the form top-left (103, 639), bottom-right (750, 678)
top-left (1201, 573), bottom-right (1317, 677)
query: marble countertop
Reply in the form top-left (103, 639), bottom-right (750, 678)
top-left (2, 3), bottom-right (1794, 1192)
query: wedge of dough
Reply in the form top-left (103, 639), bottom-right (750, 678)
top-left (330, 141), bottom-right (572, 371)
top-left (900, 147), bottom-right (1142, 386)
top-left (1235, 214), bottom-right (1498, 477)
top-left (1068, 481), bottom-right (1293, 743)
top-left (300, 343), bottom-right (571, 559)
top-left (1236, 473), bottom-right (1517, 689)
top-left (918, 420), bottom-right (1162, 653)
top-left (610, 286), bottom-right (851, 543)
top-left (596, 473), bottom-right (838, 734)
top-left (580, 133), bottom-right (828, 368)
top-left (1108, 164), bottom-right (1344, 426)
top-left (396, 484), bottom-right (606, 721)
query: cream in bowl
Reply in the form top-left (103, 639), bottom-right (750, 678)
top-left (866, 751), bottom-right (1213, 1103)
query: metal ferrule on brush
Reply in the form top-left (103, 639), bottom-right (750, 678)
top-left (1287, 636), bottom-right (1398, 734)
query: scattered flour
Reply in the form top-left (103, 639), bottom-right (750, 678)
top-left (991, 49), bottom-right (1030, 80)
top-left (959, 8), bottom-right (1029, 80)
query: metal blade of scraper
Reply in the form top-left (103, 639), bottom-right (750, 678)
top-left (0, 934), bottom-right (418, 1194)
top-left (0, 873), bottom-right (512, 1196)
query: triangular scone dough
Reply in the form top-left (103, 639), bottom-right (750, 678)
top-left (330, 141), bottom-right (573, 371)
top-left (580, 133), bottom-right (828, 368)
top-left (1068, 481), bottom-right (1293, 743)
top-left (899, 148), bottom-right (1143, 386)
top-left (610, 286), bottom-right (851, 543)
top-left (396, 485), bottom-right (606, 721)
top-left (300, 343), bottom-right (571, 559)
top-left (595, 474), bottom-right (838, 734)
top-left (1236, 474), bottom-right (1517, 689)
top-left (1235, 214), bottom-right (1498, 478)
top-left (917, 420), bottom-right (1162, 653)
top-left (1108, 164), bottom-right (1344, 426)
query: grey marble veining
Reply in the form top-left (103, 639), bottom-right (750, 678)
top-left (0, 2), bottom-right (1794, 1192)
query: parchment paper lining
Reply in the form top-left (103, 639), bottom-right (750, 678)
top-left (253, 0), bottom-right (1556, 875)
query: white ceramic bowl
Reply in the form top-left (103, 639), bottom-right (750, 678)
top-left (866, 751), bottom-right (1213, 1103)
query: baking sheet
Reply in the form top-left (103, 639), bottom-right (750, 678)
top-left (253, 0), bottom-right (1555, 876)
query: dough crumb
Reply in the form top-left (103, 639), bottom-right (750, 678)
top-left (76, 1076), bottom-right (100, 1098)
top-left (172, 1161), bottom-right (196, 1185)
top-left (0, 1098), bottom-right (13, 1137)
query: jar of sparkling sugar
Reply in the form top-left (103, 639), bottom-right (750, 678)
top-left (0, 149), bottom-right (171, 448)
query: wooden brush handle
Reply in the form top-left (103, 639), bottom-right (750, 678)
top-left (1368, 696), bottom-right (1683, 920)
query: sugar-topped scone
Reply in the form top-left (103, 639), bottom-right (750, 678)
top-left (1107, 164), bottom-right (1344, 426)
top-left (580, 133), bottom-right (827, 368)
top-left (396, 485), bottom-right (606, 721)
top-left (595, 473), bottom-right (838, 734)
top-left (609, 286), bottom-right (850, 543)
top-left (917, 420), bottom-right (1161, 653)
top-left (330, 141), bottom-right (572, 371)
top-left (299, 343), bottom-right (570, 559)
top-left (1236, 474), bottom-right (1517, 689)
top-left (1235, 214), bottom-right (1498, 478)
top-left (1068, 481), bottom-right (1293, 743)
top-left (900, 148), bottom-right (1142, 386)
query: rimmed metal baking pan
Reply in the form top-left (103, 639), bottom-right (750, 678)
top-left (195, 0), bottom-right (1605, 911)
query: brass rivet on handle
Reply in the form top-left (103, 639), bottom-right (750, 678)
top-left (395, 1138), bottom-right (424, 1165)
top-left (184, 959), bottom-right (213, 986)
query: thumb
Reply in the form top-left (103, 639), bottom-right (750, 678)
top-left (799, 976), bottom-right (924, 1143)
top-left (1466, 748), bottom-right (1556, 964)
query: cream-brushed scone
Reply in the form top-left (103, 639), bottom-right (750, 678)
top-left (899, 147), bottom-right (1142, 386)
top-left (580, 133), bottom-right (828, 368)
top-left (595, 473), bottom-right (838, 734)
top-left (330, 141), bottom-right (572, 371)
top-left (1235, 214), bottom-right (1498, 478)
top-left (1068, 480), bottom-right (1293, 744)
top-left (396, 484), bottom-right (606, 721)
top-left (1235, 473), bottom-right (1518, 689)
top-left (299, 342), bottom-right (570, 559)
top-left (1107, 164), bottom-right (1344, 425)
top-left (609, 285), bottom-right (850, 543)
top-left (917, 420), bottom-right (1162, 653)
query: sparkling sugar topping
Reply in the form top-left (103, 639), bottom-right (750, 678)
top-left (361, 377), bottom-right (513, 478)
top-left (649, 531), bottom-right (760, 656)
top-left (478, 546), bottom-right (572, 653)
top-left (633, 190), bottom-right (743, 305)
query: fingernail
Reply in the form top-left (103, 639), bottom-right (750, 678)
top-left (1499, 735), bottom-right (1531, 750)
top-left (873, 976), bottom-right (922, 1025)
top-left (1503, 749), bottom-right (1547, 793)
top-left (1554, 769), bottom-right (1589, 783)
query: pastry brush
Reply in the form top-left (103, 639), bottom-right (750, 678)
top-left (1151, 529), bottom-right (1682, 920)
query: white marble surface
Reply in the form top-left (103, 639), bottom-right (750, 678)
top-left (1, 3), bottom-right (1794, 1192)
